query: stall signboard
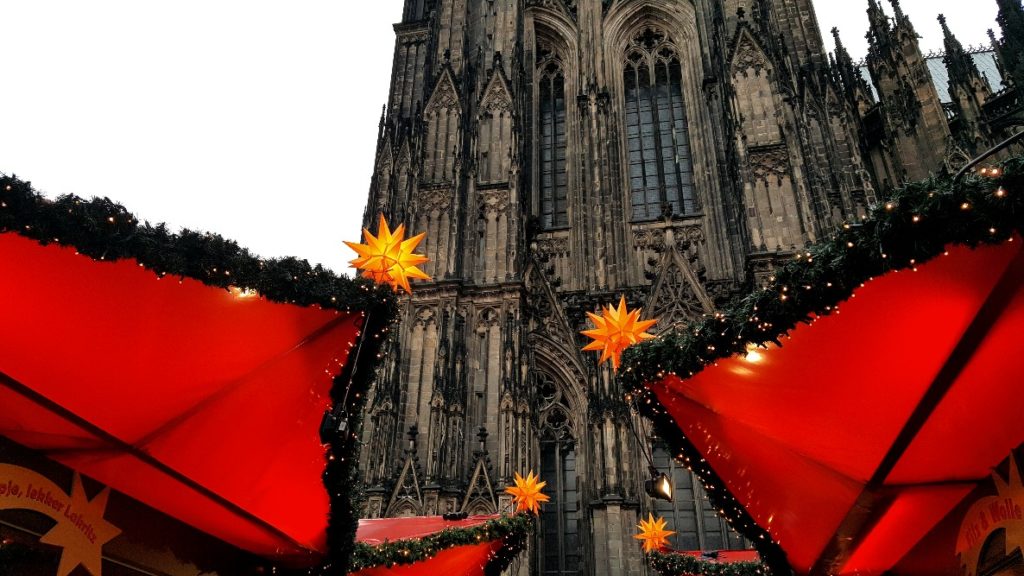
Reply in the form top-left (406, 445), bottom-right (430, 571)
top-left (958, 453), bottom-right (1024, 576)
top-left (0, 463), bottom-right (121, 576)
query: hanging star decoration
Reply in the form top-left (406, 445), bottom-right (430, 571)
top-left (635, 513), bottom-right (675, 554)
top-left (505, 471), bottom-right (550, 515)
top-left (581, 296), bottom-right (658, 370)
top-left (345, 214), bottom-right (430, 294)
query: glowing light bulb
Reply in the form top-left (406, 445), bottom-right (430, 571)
top-left (744, 344), bottom-right (765, 364)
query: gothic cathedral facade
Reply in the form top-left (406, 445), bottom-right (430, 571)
top-left (356, 1), bottom-right (1023, 575)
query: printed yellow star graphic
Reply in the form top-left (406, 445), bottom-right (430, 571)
top-left (505, 471), bottom-right (550, 515)
top-left (345, 214), bottom-right (430, 294)
top-left (635, 513), bottom-right (675, 554)
top-left (39, 473), bottom-right (121, 576)
top-left (581, 296), bottom-right (658, 370)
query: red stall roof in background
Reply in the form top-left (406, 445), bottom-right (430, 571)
top-left (0, 233), bottom-right (364, 564)
top-left (351, 516), bottom-right (504, 576)
top-left (650, 239), bottom-right (1024, 575)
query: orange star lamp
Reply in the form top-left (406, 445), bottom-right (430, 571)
top-left (505, 471), bottom-right (550, 515)
top-left (581, 296), bottom-right (658, 370)
top-left (635, 513), bottom-right (675, 554)
top-left (345, 214), bottom-right (430, 294)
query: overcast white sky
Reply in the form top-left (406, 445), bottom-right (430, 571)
top-left (0, 1), bottom-right (998, 273)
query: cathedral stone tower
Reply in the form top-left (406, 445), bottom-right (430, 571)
top-left (358, 1), bottom-right (872, 574)
top-left (863, 0), bottom-right (952, 183)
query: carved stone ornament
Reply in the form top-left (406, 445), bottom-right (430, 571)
top-left (747, 143), bottom-right (791, 184)
top-left (732, 33), bottom-right (770, 76)
top-left (480, 74), bottom-right (513, 114)
top-left (633, 225), bottom-right (705, 252)
top-left (524, 263), bottom-right (575, 346)
top-left (532, 236), bottom-right (570, 259)
top-left (479, 189), bottom-right (510, 217)
top-left (426, 71), bottom-right (460, 113)
top-left (646, 254), bottom-right (714, 332)
top-left (416, 187), bottom-right (453, 215)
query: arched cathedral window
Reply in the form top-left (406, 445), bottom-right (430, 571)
top-left (538, 56), bottom-right (569, 229)
top-left (536, 373), bottom-right (581, 576)
top-left (624, 27), bottom-right (697, 221)
top-left (650, 442), bottom-right (750, 551)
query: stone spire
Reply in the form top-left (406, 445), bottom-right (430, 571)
top-left (863, 0), bottom-right (951, 180)
top-left (939, 14), bottom-right (993, 151)
top-left (995, 0), bottom-right (1024, 87)
top-left (831, 27), bottom-right (872, 106)
top-left (865, 0), bottom-right (892, 54)
top-left (889, 0), bottom-right (912, 30)
top-left (940, 14), bottom-right (985, 91)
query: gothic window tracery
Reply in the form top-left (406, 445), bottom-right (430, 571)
top-left (535, 371), bottom-right (581, 575)
top-left (623, 27), bottom-right (697, 221)
top-left (537, 52), bottom-right (569, 229)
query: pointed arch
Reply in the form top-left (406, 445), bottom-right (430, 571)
top-left (386, 456), bottom-right (424, 518)
top-left (480, 69), bottom-right (513, 112)
top-left (372, 135), bottom-right (396, 212)
top-left (529, 3), bottom-right (579, 59)
top-left (524, 258), bottom-right (577, 345)
top-left (646, 245), bottom-right (715, 333)
top-left (621, 25), bottom-right (697, 220)
top-left (533, 364), bottom-right (584, 576)
top-left (423, 68), bottom-right (462, 184)
top-left (536, 50), bottom-right (569, 229)
top-left (529, 8), bottom-right (580, 230)
top-left (424, 67), bottom-right (460, 113)
top-left (729, 25), bottom-right (773, 78)
top-left (530, 340), bottom-right (588, 421)
top-left (477, 70), bottom-right (514, 183)
top-left (460, 457), bottom-right (498, 514)
top-left (395, 138), bottom-right (414, 203)
top-left (604, 2), bottom-right (709, 222)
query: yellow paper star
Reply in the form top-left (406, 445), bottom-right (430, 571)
top-left (345, 214), bottom-right (431, 294)
top-left (581, 296), bottom-right (658, 370)
top-left (505, 471), bottom-right (550, 515)
top-left (635, 513), bottom-right (675, 554)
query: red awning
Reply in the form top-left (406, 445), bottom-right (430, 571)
top-left (670, 550), bottom-right (761, 563)
top-left (351, 516), bottom-right (506, 576)
top-left (0, 233), bottom-right (364, 563)
top-left (650, 240), bottom-right (1024, 575)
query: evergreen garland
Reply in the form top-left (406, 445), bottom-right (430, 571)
top-left (648, 551), bottom-right (767, 576)
top-left (0, 175), bottom-right (394, 315)
top-left (621, 156), bottom-right (1024, 576)
top-left (349, 513), bottom-right (534, 574)
top-left (319, 305), bottom-right (396, 576)
top-left (0, 174), bottom-right (399, 575)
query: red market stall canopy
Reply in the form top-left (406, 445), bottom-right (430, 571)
top-left (649, 239), bottom-right (1023, 575)
top-left (0, 176), bottom-right (396, 567)
top-left (621, 157), bottom-right (1024, 576)
top-left (647, 549), bottom-right (765, 576)
top-left (348, 514), bottom-right (531, 576)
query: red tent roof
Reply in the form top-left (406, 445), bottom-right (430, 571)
top-left (650, 240), bottom-right (1024, 575)
top-left (0, 232), bottom-right (364, 563)
top-left (351, 516), bottom-right (507, 576)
